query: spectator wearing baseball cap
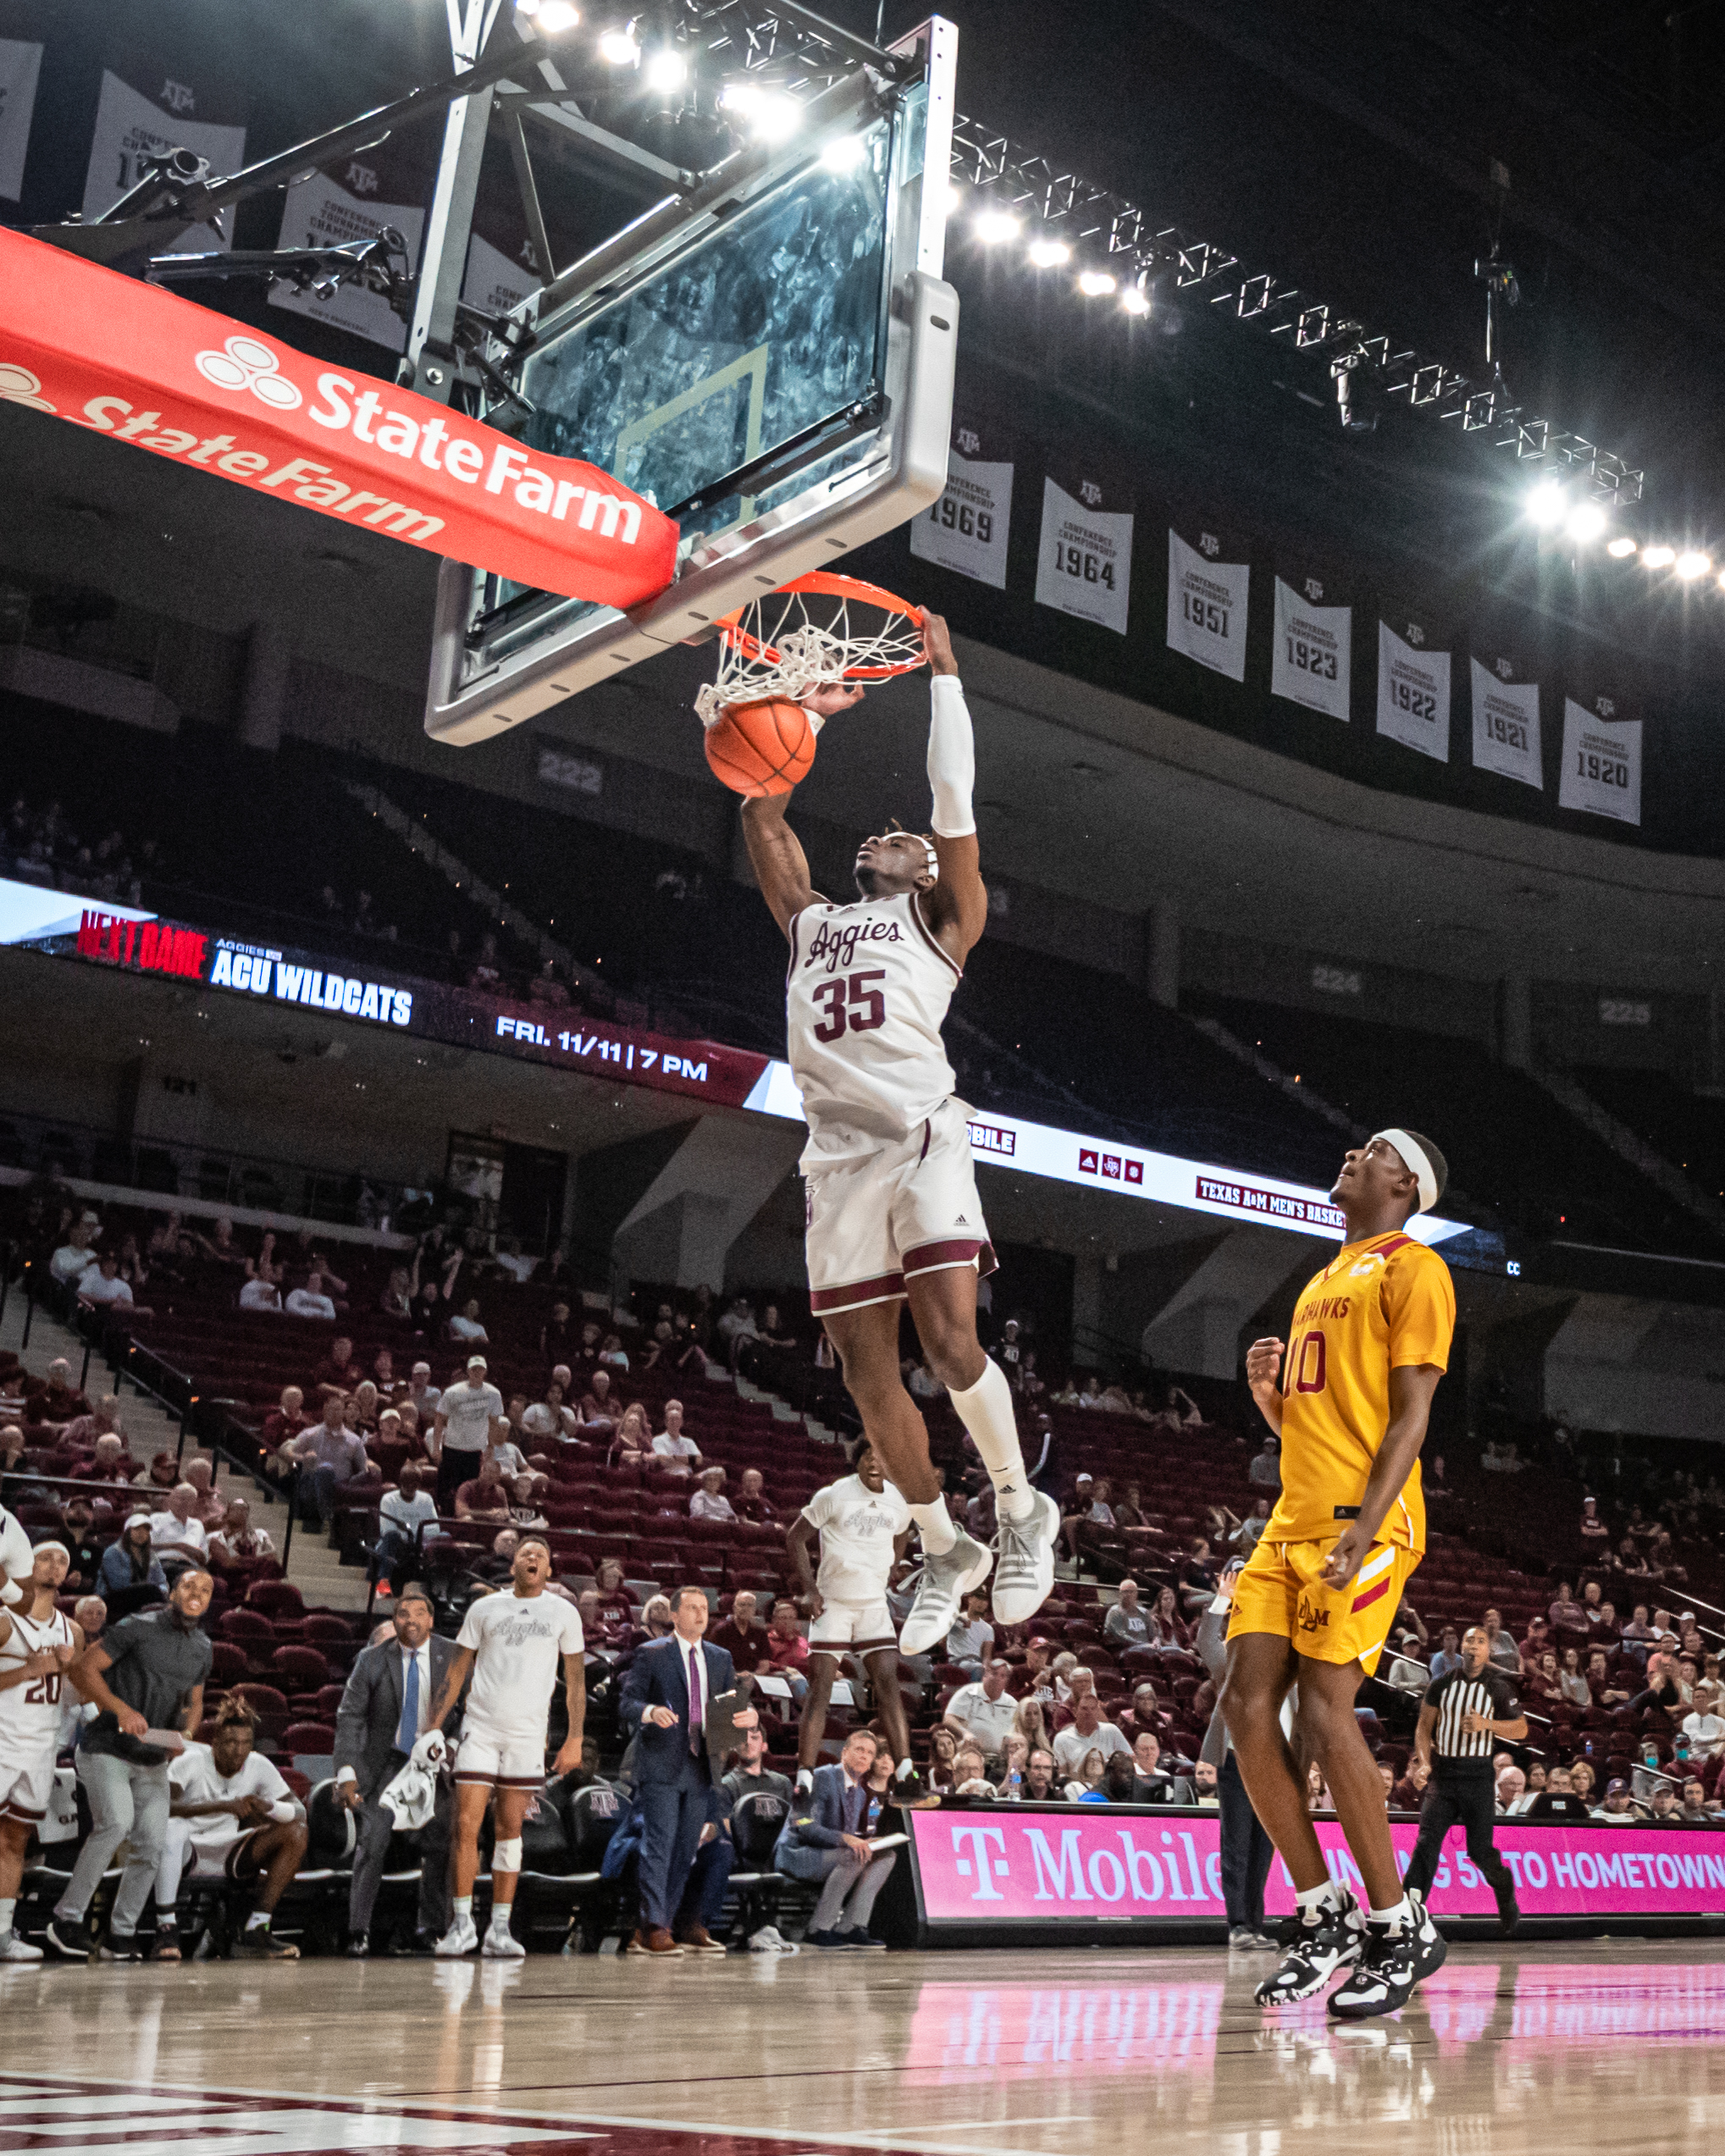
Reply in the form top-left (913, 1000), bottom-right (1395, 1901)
top-left (1594, 1777), bottom-right (1644, 1823)
top-left (430, 1357), bottom-right (504, 1514)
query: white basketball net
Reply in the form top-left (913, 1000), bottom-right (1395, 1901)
top-left (694, 584), bottom-right (924, 727)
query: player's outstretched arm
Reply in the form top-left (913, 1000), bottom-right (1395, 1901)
top-left (918, 611), bottom-right (987, 961)
top-left (740, 793), bottom-right (821, 942)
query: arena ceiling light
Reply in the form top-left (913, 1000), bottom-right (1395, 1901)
top-left (597, 25), bottom-right (639, 64)
top-left (1120, 285), bottom-right (1152, 317)
top-left (1077, 269), bottom-right (1116, 296)
top-left (1527, 478), bottom-right (1567, 528)
top-left (974, 209), bottom-right (1020, 244)
top-left (642, 47), bottom-right (687, 91)
top-left (719, 80), bottom-right (800, 140)
top-left (1641, 545), bottom-right (1677, 567)
top-left (1026, 239), bottom-right (1070, 268)
top-left (524, 0), bottom-right (580, 31)
top-left (821, 132), bottom-right (868, 170)
top-left (1606, 535), bottom-right (1638, 557)
top-left (1566, 502), bottom-right (1606, 543)
top-left (1674, 549), bottom-right (1713, 580)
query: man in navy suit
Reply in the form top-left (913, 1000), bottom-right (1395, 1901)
top-left (618, 1584), bottom-right (755, 1957)
top-left (773, 1727), bottom-right (898, 1948)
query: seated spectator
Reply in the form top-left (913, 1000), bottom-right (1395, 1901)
top-left (1628, 1649), bottom-right (1690, 1717)
top-left (946, 1589), bottom-right (995, 1679)
top-left (1587, 1648), bottom-right (1633, 1708)
top-left (722, 1723), bottom-right (793, 1809)
top-left (579, 1368), bottom-right (619, 1435)
top-left (943, 1660), bottom-right (1018, 1755)
top-left (716, 1296), bottom-right (759, 1370)
top-left (597, 1331), bottom-right (629, 1372)
top-left (521, 1379), bottom-right (576, 1446)
top-left (379, 1267), bottom-right (413, 1320)
top-left (345, 1380), bottom-right (383, 1436)
top-left (1679, 1778), bottom-right (1715, 1823)
top-left (285, 1396), bottom-right (371, 1525)
top-left (181, 1456), bottom-right (227, 1528)
top-left (1480, 1609), bottom-right (1519, 1672)
top-left (1050, 1693), bottom-right (1131, 1777)
top-left (1522, 1649), bottom-right (1561, 1704)
top-left (1058, 1473), bottom-right (1097, 1567)
top-left (455, 1455), bottom-right (514, 1524)
top-left (636, 1593), bottom-right (675, 1643)
top-left (953, 1742), bottom-right (995, 1797)
top-left (447, 1297), bottom-right (488, 1344)
top-left (507, 1473), bottom-right (550, 1529)
top-left (1579, 1495), bottom-right (1610, 1543)
top-left (1495, 1766), bottom-right (1527, 1815)
top-left (262, 1385), bottom-right (310, 1460)
top-left (759, 1597), bottom-right (810, 1700)
top-left (1248, 1435), bottom-right (1281, 1490)
top-left (75, 1432), bottom-right (137, 1487)
top-left (1556, 1648), bottom-right (1590, 1707)
top-left (1016, 1636), bottom-right (1058, 1708)
top-left (96, 1512), bottom-right (165, 1607)
top-left (1024, 1746), bottom-right (1062, 1802)
top-left (1066, 1745), bottom-right (1109, 1799)
top-left (239, 1276), bottom-right (283, 1313)
top-left (652, 1400), bottom-right (701, 1474)
top-left (49, 1214), bottom-right (101, 1284)
top-left (921, 1728), bottom-right (959, 1794)
top-left (1131, 1731), bottom-right (1195, 1804)
top-left (491, 1236), bottom-right (537, 1286)
top-left (0, 1423), bottom-right (25, 1474)
top-left (403, 1363), bottom-right (441, 1421)
top-left (285, 1271), bottom-right (338, 1322)
top-left (1523, 1766), bottom-right (1591, 1822)
top-left (733, 1468), bottom-right (777, 1526)
top-left (1580, 1581), bottom-right (1614, 1632)
top-left (1549, 1579), bottom-right (1584, 1629)
top-left (23, 1358), bottom-right (89, 1428)
top-left (1105, 1578), bottom-right (1152, 1650)
top-left (1389, 1755), bottom-right (1431, 1811)
top-left (1517, 1613), bottom-right (1552, 1667)
top-left (773, 1728), bottom-right (902, 1945)
top-left (711, 1589), bottom-right (771, 1673)
top-left (610, 1402), bottom-right (652, 1467)
top-left (80, 1250), bottom-right (148, 1313)
top-left (480, 1424), bottom-right (528, 1482)
top-left (1084, 1752), bottom-right (1138, 1805)
top-left (1620, 1605), bottom-right (1655, 1662)
top-left (1147, 1584), bottom-right (1188, 1649)
top-left (1594, 1777), bottom-right (1643, 1824)
top-left (372, 1462), bottom-right (438, 1587)
top-left (1179, 1540), bottom-right (1219, 1614)
top-left (1119, 1681), bottom-right (1166, 1743)
top-left (208, 1499), bottom-right (274, 1571)
top-left (1429, 1626), bottom-right (1463, 1680)
top-left (593, 1556), bottom-right (635, 1635)
top-left (1684, 1698), bottom-right (1725, 1760)
top-left (467, 1528), bottom-right (522, 1585)
top-left (1647, 1783), bottom-right (1684, 1826)
top-left (149, 1483), bottom-right (211, 1578)
top-left (689, 1467), bottom-right (735, 1523)
top-left (541, 1301), bottom-right (576, 1364)
top-left (1010, 1697), bottom-right (1053, 1758)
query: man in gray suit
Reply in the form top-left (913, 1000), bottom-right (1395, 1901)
top-left (333, 1585), bottom-right (464, 1955)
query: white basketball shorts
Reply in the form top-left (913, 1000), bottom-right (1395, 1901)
top-left (0, 1753), bottom-right (54, 1825)
top-left (453, 1724), bottom-right (546, 1791)
top-left (807, 1599), bottom-right (897, 1656)
top-left (805, 1096), bottom-right (997, 1318)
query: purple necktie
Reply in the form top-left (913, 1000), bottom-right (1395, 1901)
top-left (687, 1644), bottom-right (702, 1753)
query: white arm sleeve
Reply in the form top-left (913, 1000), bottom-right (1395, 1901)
top-left (926, 673), bottom-right (976, 838)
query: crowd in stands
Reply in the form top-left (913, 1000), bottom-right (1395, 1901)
top-left (2, 793), bottom-right (154, 907)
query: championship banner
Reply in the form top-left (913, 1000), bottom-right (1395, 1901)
top-left (1560, 694), bottom-right (1642, 826)
top-left (906, 1804), bottom-right (1725, 1940)
top-left (1166, 526), bottom-right (1248, 681)
top-left (0, 39), bottom-right (42, 202)
top-left (462, 195), bottom-right (545, 319)
top-left (909, 417), bottom-right (1013, 589)
top-left (82, 69), bottom-right (246, 252)
top-left (1036, 471), bottom-right (1133, 634)
top-left (1270, 571), bottom-right (1350, 721)
top-left (0, 229), bottom-right (678, 608)
top-left (1470, 655), bottom-right (1544, 789)
top-left (1376, 614), bottom-right (1451, 762)
top-left (269, 143), bottom-right (428, 351)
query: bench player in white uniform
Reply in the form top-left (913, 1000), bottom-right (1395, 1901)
top-left (0, 1540), bottom-right (80, 1961)
top-left (786, 1445), bottom-right (915, 1793)
top-left (739, 609), bottom-right (1059, 1658)
top-left (425, 1534), bottom-right (584, 1959)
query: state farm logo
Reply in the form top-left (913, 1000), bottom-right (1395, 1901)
top-left (1077, 1147), bottom-right (1142, 1186)
top-left (195, 334), bottom-right (303, 411)
top-left (0, 362), bottom-right (54, 414)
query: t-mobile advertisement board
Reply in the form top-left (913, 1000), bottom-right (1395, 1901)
top-left (908, 1805), bottom-right (1725, 1938)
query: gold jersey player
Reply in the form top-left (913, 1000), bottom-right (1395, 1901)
top-left (739, 610), bottom-right (1059, 1662)
top-left (1220, 1129), bottom-right (1456, 2020)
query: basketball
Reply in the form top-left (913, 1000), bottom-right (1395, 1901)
top-left (704, 695), bottom-right (817, 796)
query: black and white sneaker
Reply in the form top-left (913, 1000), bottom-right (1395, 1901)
top-left (1407, 1888), bottom-right (1448, 1983)
top-left (1329, 1923), bottom-right (1418, 2019)
top-left (44, 1916), bottom-right (97, 1962)
top-left (1253, 1896), bottom-right (1362, 2005)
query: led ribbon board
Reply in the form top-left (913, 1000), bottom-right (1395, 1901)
top-left (0, 229), bottom-right (677, 607)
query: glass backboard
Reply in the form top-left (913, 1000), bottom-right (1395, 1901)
top-left (425, 17), bottom-right (956, 745)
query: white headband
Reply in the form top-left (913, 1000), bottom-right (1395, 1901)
top-left (871, 832), bottom-right (938, 881)
top-left (1372, 1129), bottom-right (1439, 1214)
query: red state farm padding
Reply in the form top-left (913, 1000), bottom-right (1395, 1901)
top-left (0, 227), bottom-right (677, 608)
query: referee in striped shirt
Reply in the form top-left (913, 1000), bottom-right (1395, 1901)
top-left (1402, 1623), bottom-right (1526, 1932)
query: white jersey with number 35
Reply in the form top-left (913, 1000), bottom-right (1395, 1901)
top-left (788, 891), bottom-right (960, 1167)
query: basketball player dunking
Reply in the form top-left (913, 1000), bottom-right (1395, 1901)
top-left (739, 611), bottom-right (1059, 1659)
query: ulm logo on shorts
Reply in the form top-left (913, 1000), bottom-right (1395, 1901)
top-left (1297, 1603), bottom-right (1330, 1634)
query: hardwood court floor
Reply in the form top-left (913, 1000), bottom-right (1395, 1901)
top-left (5, 1939), bottom-right (1725, 2156)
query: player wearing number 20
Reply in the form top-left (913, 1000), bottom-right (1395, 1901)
top-left (0, 1540), bottom-right (80, 1960)
top-left (738, 611), bottom-right (1058, 1661)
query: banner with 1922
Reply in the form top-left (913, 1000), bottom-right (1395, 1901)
top-left (1376, 621), bottom-right (1451, 762)
top-left (1035, 477), bottom-right (1132, 635)
top-left (1167, 528), bottom-right (1249, 681)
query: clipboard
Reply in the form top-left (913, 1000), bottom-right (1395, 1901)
top-left (703, 1674), bottom-right (759, 1755)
